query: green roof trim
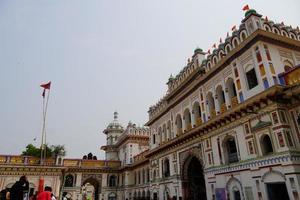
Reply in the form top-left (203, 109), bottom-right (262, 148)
top-left (245, 9), bottom-right (257, 18)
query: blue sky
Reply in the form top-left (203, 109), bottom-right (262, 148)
top-left (0, 0), bottom-right (299, 158)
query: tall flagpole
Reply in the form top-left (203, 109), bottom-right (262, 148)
top-left (40, 89), bottom-right (46, 165)
top-left (39, 81), bottom-right (51, 165)
top-left (43, 89), bottom-right (51, 163)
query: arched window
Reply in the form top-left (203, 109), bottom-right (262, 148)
top-left (240, 31), bottom-right (247, 41)
top-left (162, 124), bottom-right (167, 142)
top-left (282, 30), bottom-right (288, 37)
top-left (245, 64), bottom-right (258, 89)
top-left (226, 78), bottom-right (237, 106)
top-left (273, 27), bottom-right (280, 34)
top-left (261, 135), bottom-right (274, 155)
top-left (232, 38), bottom-right (239, 48)
top-left (224, 136), bottom-right (239, 164)
top-left (64, 174), bottom-right (74, 187)
top-left (108, 175), bottom-right (117, 187)
top-left (216, 85), bottom-right (226, 113)
top-left (290, 32), bottom-right (296, 40)
top-left (167, 120), bottom-right (172, 140)
top-left (163, 158), bottom-right (170, 177)
top-left (225, 44), bottom-right (231, 54)
top-left (213, 56), bottom-right (218, 65)
top-left (183, 109), bottom-right (192, 132)
top-left (264, 24), bottom-right (271, 32)
top-left (206, 92), bottom-right (216, 119)
top-left (192, 101), bottom-right (201, 126)
top-left (152, 134), bottom-right (156, 144)
top-left (283, 60), bottom-right (294, 72)
top-left (158, 127), bottom-right (162, 144)
top-left (175, 114), bottom-right (183, 135)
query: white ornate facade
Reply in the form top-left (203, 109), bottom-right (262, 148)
top-left (1, 8), bottom-right (300, 200)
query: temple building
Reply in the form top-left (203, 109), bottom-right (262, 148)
top-left (1, 8), bottom-right (300, 200)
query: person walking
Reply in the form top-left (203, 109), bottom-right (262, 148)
top-left (10, 175), bottom-right (29, 200)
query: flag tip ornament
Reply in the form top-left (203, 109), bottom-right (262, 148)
top-left (242, 4), bottom-right (249, 11)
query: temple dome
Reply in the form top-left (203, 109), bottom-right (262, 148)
top-left (103, 111), bottom-right (123, 134)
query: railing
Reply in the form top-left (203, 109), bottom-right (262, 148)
top-left (0, 155), bottom-right (56, 166)
top-left (220, 103), bottom-right (227, 114)
top-left (195, 117), bottom-right (202, 126)
top-left (210, 110), bottom-right (216, 119)
top-left (231, 96), bottom-right (238, 108)
top-left (228, 153), bottom-right (239, 164)
top-left (176, 128), bottom-right (183, 136)
top-left (185, 123), bottom-right (192, 132)
top-left (0, 155), bottom-right (121, 168)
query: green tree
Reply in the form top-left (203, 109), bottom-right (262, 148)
top-left (22, 143), bottom-right (66, 158)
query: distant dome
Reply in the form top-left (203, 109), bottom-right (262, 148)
top-left (103, 111), bottom-right (123, 134)
top-left (245, 9), bottom-right (257, 17)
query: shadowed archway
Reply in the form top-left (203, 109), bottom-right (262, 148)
top-left (182, 156), bottom-right (207, 200)
top-left (82, 177), bottom-right (100, 200)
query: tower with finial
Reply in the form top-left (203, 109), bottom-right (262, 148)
top-left (242, 6), bottom-right (263, 35)
top-left (101, 111), bottom-right (124, 160)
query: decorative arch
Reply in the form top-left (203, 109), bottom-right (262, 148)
top-left (175, 114), bottom-right (183, 135)
top-left (192, 101), bottom-right (201, 126)
top-left (226, 176), bottom-right (244, 200)
top-left (216, 85), bottom-right (226, 113)
top-left (281, 30), bottom-right (289, 37)
top-left (206, 91), bottom-right (216, 119)
top-left (262, 170), bottom-right (286, 182)
top-left (82, 176), bottom-right (101, 200)
top-left (260, 134), bottom-right (274, 155)
top-left (64, 174), bottom-right (74, 187)
top-left (240, 30), bottom-right (247, 41)
top-left (283, 59), bottom-right (294, 72)
top-left (273, 27), bottom-right (280, 34)
top-left (226, 78), bottom-right (237, 107)
top-left (232, 37), bottom-right (239, 48)
top-left (222, 135), bottom-right (239, 164)
top-left (264, 24), bottom-right (272, 32)
top-left (183, 108), bottom-right (192, 131)
top-left (225, 44), bottom-right (231, 54)
top-left (181, 154), bottom-right (206, 200)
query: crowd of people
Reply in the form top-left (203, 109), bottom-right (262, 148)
top-left (0, 176), bottom-right (57, 200)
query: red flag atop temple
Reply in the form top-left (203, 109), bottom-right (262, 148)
top-left (40, 81), bottom-right (51, 90)
top-left (207, 49), bottom-right (211, 54)
top-left (242, 5), bottom-right (249, 11)
top-left (212, 43), bottom-right (216, 49)
top-left (40, 81), bottom-right (51, 98)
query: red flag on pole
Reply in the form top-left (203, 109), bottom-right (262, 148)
top-left (40, 81), bottom-right (51, 90)
top-left (242, 5), bottom-right (249, 11)
top-left (231, 25), bottom-right (237, 31)
top-left (40, 81), bottom-right (51, 97)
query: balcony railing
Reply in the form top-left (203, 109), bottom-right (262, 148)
top-left (195, 117), bottom-right (202, 126)
top-left (228, 153), bottom-right (239, 164)
top-left (220, 103), bottom-right (227, 114)
top-left (185, 123), bottom-right (192, 132)
top-left (231, 96), bottom-right (238, 108)
top-left (176, 128), bottom-right (183, 136)
top-left (210, 110), bottom-right (216, 119)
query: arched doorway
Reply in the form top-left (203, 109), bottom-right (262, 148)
top-left (182, 156), bottom-right (207, 200)
top-left (82, 177), bottom-right (100, 200)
